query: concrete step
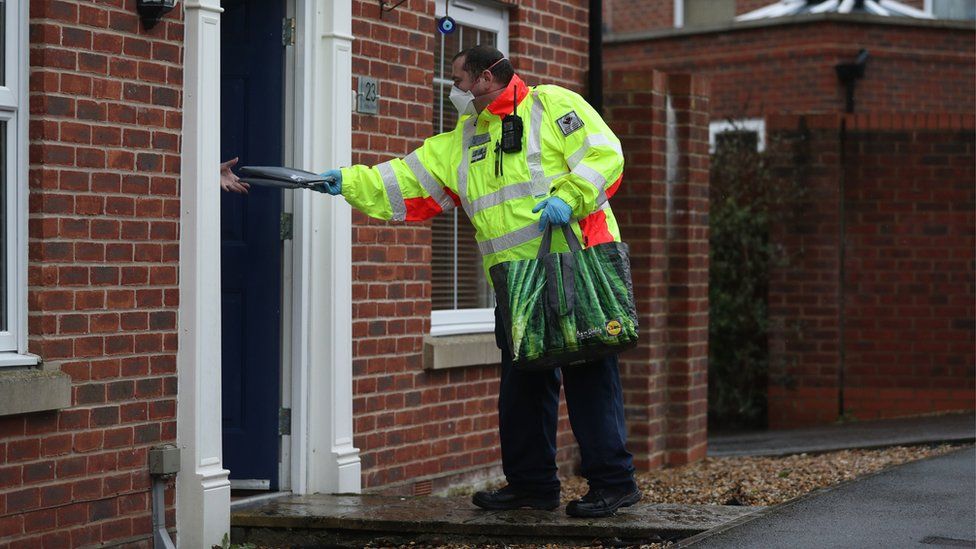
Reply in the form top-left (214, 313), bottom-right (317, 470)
top-left (231, 494), bottom-right (759, 547)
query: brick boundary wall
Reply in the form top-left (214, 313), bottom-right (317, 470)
top-left (604, 70), bottom-right (710, 468)
top-left (767, 112), bottom-right (975, 428)
top-left (1, 1), bottom-right (183, 547)
top-left (348, 0), bottom-right (591, 493)
top-left (603, 19), bottom-right (975, 121)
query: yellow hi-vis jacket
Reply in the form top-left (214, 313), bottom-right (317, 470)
top-left (340, 74), bottom-right (624, 276)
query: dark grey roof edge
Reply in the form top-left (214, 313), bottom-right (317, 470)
top-left (605, 12), bottom-right (976, 44)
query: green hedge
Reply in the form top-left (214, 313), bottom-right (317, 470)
top-left (708, 131), bottom-right (803, 431)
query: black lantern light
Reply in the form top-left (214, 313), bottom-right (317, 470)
top-left (137, 0), bottom-right (177, 30)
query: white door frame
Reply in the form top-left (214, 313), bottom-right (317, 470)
top-left (177, 1), bottom-right (231, 547)
top-left (177, 1), bottom-right (358, 546)
top-left (287, 0), bottom-right (360, 495)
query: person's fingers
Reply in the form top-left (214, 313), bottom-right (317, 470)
top-left (538, 213), bottom-right (549, 232)
top-left (531, 199), bottom-right (548, 213)
top-left (220, 157), bottom-right (239, 170)
top-left (229, 181), bottom-right (249, 194)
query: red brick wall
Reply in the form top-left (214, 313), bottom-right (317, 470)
top-left (605, 0), bottom-right (673, 35)
top-left (767, 113), bottom-right (976, 427)
top-left (766, 115), bottom-right (845, 427)
top-left (605, 19), bottom-right (976, 120)
top-left (349, 0), bottom-right (590, 492)
top-left (1, 1), bottom-right (183, 547)
top-left (605, 70), bottom-right (710, 468)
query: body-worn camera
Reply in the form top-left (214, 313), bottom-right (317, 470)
top-left (501, 113), bottom-right (523, 153)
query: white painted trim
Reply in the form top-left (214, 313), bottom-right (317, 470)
top-left (430, 308), bottom-right (495, 336)
top-left (432, 0), bottom-right (507, 335)
top-left (737, 1), bottom-right (806, 22)
top-left (279, 0), bottom-right (298, 495)
top-left (229, 479), bottom-right (271, 490)
top-left (674, 0), bottom-right (684, 27)
top-left (177, 1), bottom-right (232, 547)
top-left (738, 0), bottom-right (934, 20)
top-left (0, 352), bottom-right (38, 367)
top-left (289, 0), bottom-right (360, 496)
top-left (709, 118), bottom-right (767, 153)
top-left (438, 0), bottom-right (510, 48)
top-left (0, 0), bottom-right (27, 358)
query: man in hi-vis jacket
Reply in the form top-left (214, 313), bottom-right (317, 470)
top-left (316, 44), bottom-right (640, 518)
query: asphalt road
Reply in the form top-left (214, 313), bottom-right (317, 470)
top-left (682, 446), bottom-right (976, 548)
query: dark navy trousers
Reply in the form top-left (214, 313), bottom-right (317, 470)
top-left (494, 308), bottom-right (636, 493)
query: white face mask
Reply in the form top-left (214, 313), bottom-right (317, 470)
top-left (449, 85), bottom-right (477, 117)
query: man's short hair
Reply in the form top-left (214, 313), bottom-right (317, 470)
top-left (452, 44), bottom-right (514, 85)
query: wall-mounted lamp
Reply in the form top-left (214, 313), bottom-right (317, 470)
top-left (137, 0), bottom-right (177, 30)
top-left (835, 49), bottom-right (869, 114)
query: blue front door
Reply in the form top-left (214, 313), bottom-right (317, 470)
top-left (220, 0), bottom-right (285, 491)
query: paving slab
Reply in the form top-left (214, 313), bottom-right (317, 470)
top-left (708, 412), bottom-right (975, 457)
top-left (679, 447), bottom-right (976, 548)
top-left (232, 494), bottom-right (758, 546)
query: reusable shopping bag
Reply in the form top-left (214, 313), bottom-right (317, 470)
top-left (489, 224), bottom-right (639, 370)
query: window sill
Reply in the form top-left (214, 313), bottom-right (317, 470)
top-left (0, 352), bottom-right (40, 368)
top-left (430, 309), bottom-right (495, 337)
top-left (0, 363), bottom-right (72, 417)
top-left (423, 333), bottom-right (501, 370)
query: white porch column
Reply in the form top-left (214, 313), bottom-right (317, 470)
top-left (290, 0), bottom-right (360, 494)
top-left (177, 1), bottom-right (231, 547)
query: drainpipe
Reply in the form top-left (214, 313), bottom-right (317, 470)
top-left (149, 445), bottom-right (180, 549)
top-left (837, 117), bottom-right (847, 419)
top-left (833, 49), bottom-right (866, 419)
top-left (589, 0), bottom-right (603, 114)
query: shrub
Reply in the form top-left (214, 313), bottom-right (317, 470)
top-left (708, 129), bottom-right (802, 431)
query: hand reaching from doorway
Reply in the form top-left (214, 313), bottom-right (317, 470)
top-left (220, 157), bottom-right (250, 194)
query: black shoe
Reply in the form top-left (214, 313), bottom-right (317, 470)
top-left (565, 484), bottom-right (642, 518)
top-left (471, 485), bottom-right (560, 511)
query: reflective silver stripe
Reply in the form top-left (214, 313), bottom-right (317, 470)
top-left (405, 151), bottom-right (454, 212)
top-left (526, 92), bottom-right (546, 192)
top-left (571, 163), bottom-right (609, 206)
top-left (467, 172), bottom-right (568, 217)
top-left (478, 223), bottom-right (543, 256)
top-left (567, 134), bottom-right (623, 170)
top-left (470, 181), bottom-right (535, 214)
top-left (377, 161), bottom-right (406, 222)
top-left (456, 118), bottom-right (477, 212)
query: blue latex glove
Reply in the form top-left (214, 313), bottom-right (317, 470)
top-left (532, 196), bottom-right (572, 231)
top-left (313, 169), bottom-right (342, 195)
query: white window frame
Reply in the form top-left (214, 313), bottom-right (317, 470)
top-left (674, 0), bottom-right (685, 27)
top-left (430, 0), bottom-right (509, 337)
top-left (709, 118), bottom-right (767, 154)
top-left (0, 0), bottom-right (33, 366)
